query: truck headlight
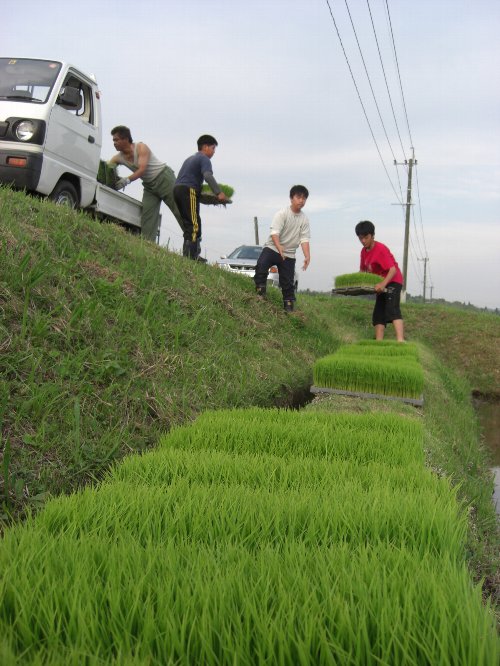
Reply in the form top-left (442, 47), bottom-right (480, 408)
top-left (15, 120), bottom-right (36, 141)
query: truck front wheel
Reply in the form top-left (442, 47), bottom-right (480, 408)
top-left (49, 180), bottom-right (79, 208)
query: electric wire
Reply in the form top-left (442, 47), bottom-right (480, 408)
top-left (324, 0), bottom-right (403, 204)
top-left (343, 0), bottom-right (402, 180)
top-left (413, 164), bottom-right (433, 288)
top-left (385, 0), bottom-right (414, 147)
top-left (366, 0), bottom-right (407, 162)
top-left (324, 0), bottom-right (431, 297)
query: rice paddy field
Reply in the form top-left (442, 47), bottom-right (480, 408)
top-left (0, 408), bottom-right (498, 664)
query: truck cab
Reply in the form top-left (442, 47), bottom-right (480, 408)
top-left (0, 57), bottom-right (102, 207)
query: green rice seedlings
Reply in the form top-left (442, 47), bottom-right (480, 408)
top-left (200, 183), bottom-right (234, 205)
top-left (31, 474), bottom-right (466, 557)
top-left (161, 409), bottom-right (425, 467)
top-left (313, 355), bottom-right (424, 398)
top-left (96, 159), bottom-right (118, 188)
top-left (1, 533), bottom-right (498, 664)
top-left (109, 447), bottom-right (445, 499)
top-left (335, 341), bottom-right (420, 360)
top-left (334, 272), bottom-right (380, 288)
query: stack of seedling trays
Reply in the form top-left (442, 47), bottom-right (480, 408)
top-left (200, 183), bottom-right (234, 206)
top-left (312, 340), bottom-right (424, 406)
top-left (96, 159), bottom-right (118, 189)
top-left (332, 271), bottom-right (381, 295)
top-left (1, 407), bottom-right (498, 662)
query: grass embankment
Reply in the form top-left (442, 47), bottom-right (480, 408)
top-left (0, 187), bottom-right (336, 521)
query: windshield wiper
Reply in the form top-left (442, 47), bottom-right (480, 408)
top-left (3, 94), bottom-right (42, 102)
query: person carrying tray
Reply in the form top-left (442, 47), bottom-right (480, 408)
top-left (174, 135), bottom-right (228, 261)
top-left (355, 220), bottom-right (405, 342)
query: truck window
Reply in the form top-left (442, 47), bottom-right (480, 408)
top-left (0, 58), bottom-right (61, 104)
top-left (60, 74), bottom-right (94, 126)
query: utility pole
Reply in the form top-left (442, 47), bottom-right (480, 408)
top-left (418, 257), bottom-right (429, 303)
top-left (394, 147), bottom-right (416, 300)
top-left (254, 216), bottom-right (259, 245)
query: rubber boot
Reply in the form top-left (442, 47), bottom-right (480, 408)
top-left (256, 285), bottom-right (267, 299)
top-left (183, 240), bottom-right (198, 260)
top-left (283, 299), bottom-right (294, 312)
top-left (195, 240), bottom-right (207, 263)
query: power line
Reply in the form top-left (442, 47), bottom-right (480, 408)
top-left (384, 0), bottom-right (414, 147)
top-left (366, 0), bottom-right (407, 162)
top-left (413, 164), bottom-right (433, 288)
top-left (343, 0), bottom-right (400, 168)
top-left (324, 0), bottom-right (403, 204)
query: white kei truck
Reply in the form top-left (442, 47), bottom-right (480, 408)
top-left (0, 57), bottom-right (157, 233)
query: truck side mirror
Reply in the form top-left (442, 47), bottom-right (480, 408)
top-left (58, 86), bottom-right (81, 110)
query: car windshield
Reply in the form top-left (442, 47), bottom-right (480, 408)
top-left (0, 58), bottom-right (62, 103)
top-left (227, 246), bottom-right (262, 260)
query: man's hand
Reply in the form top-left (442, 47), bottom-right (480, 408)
top-left (115, 177), bottom-right (130, 190)
top-left (217, 192), bottom-right (228, 203)
top-left (302, 257), bottom-right (310, 271)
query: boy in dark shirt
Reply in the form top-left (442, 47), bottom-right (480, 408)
top-left (355, 220), bottom-right (405, 341)
top-left (174, 135), bottom-right (228, 261)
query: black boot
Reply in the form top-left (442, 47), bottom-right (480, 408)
top-left (195, 240), bottom-right (207, 262)
top-left (183, 240), bottom-right (198, 260)
top-left (283, 300), bottom-right (294, 312)
top-left (256, 285), bottom-right (267, 299)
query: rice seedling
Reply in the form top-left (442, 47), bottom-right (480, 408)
top-left (109, 446), bottom-right (444, 499)
top-left (30, 475), bottom-right (465, 557)
top-left (1, 532), bottom-right (497, 665)
top-left (313, 355), bottom-right (424, 399)
top-left (0, 404), bottom-right (497, 663)
top-left (161, 408), bottom-right (425, 467)
top-left (96, 159), bottom-right (118, 188)
top-left (335, 340), bottom-right (420, 359)
top-left (334, 272), bottom-right (380, 288)
top-left (200, 183), bottom-right (235, 205)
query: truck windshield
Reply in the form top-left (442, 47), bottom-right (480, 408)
top-left (0, 58), bottom-right (62, 104)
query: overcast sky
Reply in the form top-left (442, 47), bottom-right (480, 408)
top-left (3, 0), bottom-right (500, 308)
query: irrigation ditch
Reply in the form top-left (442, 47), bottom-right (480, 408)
top-left (473, 394), bottom-right (500, 516)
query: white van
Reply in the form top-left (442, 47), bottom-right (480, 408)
top-left (0, 57), bottom-right (154, 232)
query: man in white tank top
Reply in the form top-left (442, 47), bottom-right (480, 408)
top-left (109, 125), bottom-right (183, 242)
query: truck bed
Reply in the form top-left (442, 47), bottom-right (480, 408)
top-left (93, 183), bottom-right (142, 229)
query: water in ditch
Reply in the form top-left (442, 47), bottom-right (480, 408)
top-left (473, 397), bottom-right (500, 517)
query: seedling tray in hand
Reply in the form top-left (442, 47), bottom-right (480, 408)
top-left (200, 193), bottom-right (233, 206)
top-left (331, 286), bottom-right (383, 296)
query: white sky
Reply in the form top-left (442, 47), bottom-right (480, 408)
top-left (3, 0), bottom-right (500, 308)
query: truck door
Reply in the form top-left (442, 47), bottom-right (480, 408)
top-left (41, 70), bottom-right (101, 207)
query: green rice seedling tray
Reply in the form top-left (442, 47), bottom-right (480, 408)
top-left (332, 286), bottom-right (382, 295)
top-left (97, 160), bottom-right (118, 188)
top-left (310, 385), bottom-right (424, 406)
top-left (200, 183), bottom-right (234, 206)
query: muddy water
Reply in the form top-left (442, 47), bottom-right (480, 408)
top-left (473, 399), bottom-right (500, 516)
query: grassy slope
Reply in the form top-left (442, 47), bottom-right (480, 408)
top-left (0, 188), bottom-right (340, 517)
top-left (0, 187), bottom-right (498, 603)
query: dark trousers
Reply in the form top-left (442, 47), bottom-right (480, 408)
top-left (372, 282), bottom-right (403, 325)
top-left (254, 247), bottom-right (296, 301)
top-left (173, 185), bottom-right (201, 243)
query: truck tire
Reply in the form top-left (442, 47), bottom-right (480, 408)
top-left (49, 180), bottom-right (79, 208)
